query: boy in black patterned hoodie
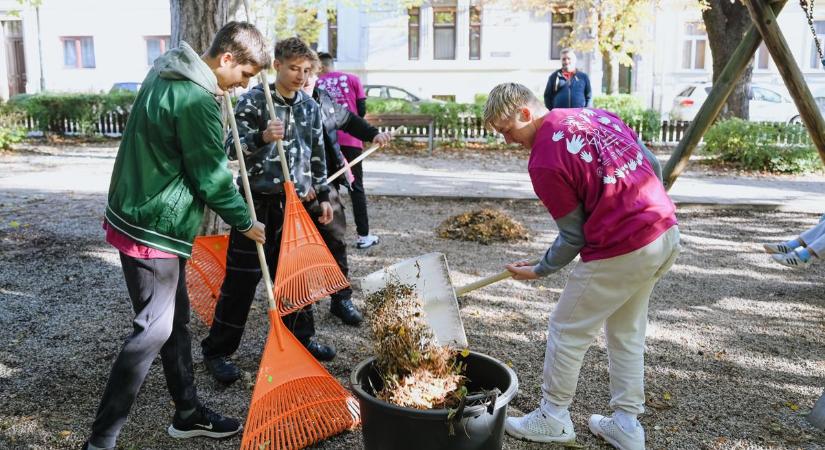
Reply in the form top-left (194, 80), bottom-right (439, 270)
top-left (201, 37), bottom-right (335, 384)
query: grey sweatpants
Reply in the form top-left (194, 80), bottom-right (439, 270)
top-left (88, 253), bottom-right (198, 448)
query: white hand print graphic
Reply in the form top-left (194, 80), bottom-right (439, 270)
top-left (581, 109), bottom-right (596, 116)
top-left (580, 151), bottom-right (593, 163)
top-left (566, 134), bottom-right (585, 154)
top-left (598, 117), bottom-right (612, 125)
top-left (615, 167), bottom-right (626, 178)
top-left (603, 175), bottom-right (617, 184)
top-left (552, 130), bottom-right (564, 142)
top-left (628, 160), bottom-right (638, 171)
top-left (612, 124), bottom-right (623, 133)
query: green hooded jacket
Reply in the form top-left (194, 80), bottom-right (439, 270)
top-left (105, 42), bottom-right (252, 258)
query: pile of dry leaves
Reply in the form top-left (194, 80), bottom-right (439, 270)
top-left (436, 208), bottom-right (529, 245)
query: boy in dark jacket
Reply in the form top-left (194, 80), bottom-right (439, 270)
top-left (201, 37), bottom-right (336, 384)
top-left (544, 48), bottom-right (592, 110)
top-left (85, 23), bottom-right (269, 450)
top-left (300, 66), bottom-right (393, 328)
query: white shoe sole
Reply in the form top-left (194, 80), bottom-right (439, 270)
top-left (167, 424), bottom-right (242, 439)
top-left (504, 419), bottom-right (576, 443)
top-left (589, 421), bottom-right (639, 450)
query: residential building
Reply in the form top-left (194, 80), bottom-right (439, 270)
top-left (0, 0), bottom-right (169, 99)
top-left (3, 0), bottom-right (825, 118)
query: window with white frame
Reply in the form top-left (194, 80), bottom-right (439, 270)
top-left (327, 9), bottom-right (337, 59)
top-left (810, 20), bottom-right (825, 69)
top-left (146, 36), bottom-right (170, 66)
top-left (550, 11), bottom-right (573, 60)
top-left (408, 7), bottom-right (420, 60)
top-left (62, 36), bottom-right (96, 69)
top-left (469, 3), bottom-right (482, 60)
top-left (681, 21), bottom-right (707, 70)
top-left (433, 6), bottom-right (457, 60)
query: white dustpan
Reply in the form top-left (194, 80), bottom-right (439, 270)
top-left (361, 252), bottom-right (468, 348)
top-left (361, 253), bottom-right (541, 348)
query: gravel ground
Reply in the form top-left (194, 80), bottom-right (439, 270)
top-left (1, 145), bottom-right (825, 450)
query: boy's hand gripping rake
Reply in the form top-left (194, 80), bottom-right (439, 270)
top-left (259, 78), bottom-right (350, 316)
top-left (224, 92), bottom-right (359, 450)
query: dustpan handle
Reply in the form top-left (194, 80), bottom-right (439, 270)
top-left (454, 259), bottom-right (541, 296)
top-left (224, 92), bottom-right (279, 314)
top-left (325, 126), bottom-right (406, 185)
top-left (259, 73), bottom-right (292, 183)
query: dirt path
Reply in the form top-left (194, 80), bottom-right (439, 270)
top-left (1, 146), bottom-right (824, 449)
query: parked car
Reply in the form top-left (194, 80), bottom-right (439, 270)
top-left (670, 82), bottom-right (801, 123)
top-left (363, 84), bottom-right (443, 104)
top-left (110, 82), bottom-right (141, 93)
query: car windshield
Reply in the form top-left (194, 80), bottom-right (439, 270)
top-left (677, 87), bottom-right (696, 97)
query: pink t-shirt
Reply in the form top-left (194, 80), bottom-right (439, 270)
top-left (529, 108), bottom-right (677, 262)
top-left (103, 220), bottom-right (177, 259)
top-left (317, 71), bottom-right (366, 149)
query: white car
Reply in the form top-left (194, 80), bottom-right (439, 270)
top-left (670, 83), bottom-right (801, 123)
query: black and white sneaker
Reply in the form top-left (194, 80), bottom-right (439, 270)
top-left (167, 405), bottom-right (242, 439)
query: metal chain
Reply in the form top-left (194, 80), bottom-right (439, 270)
top-left (802, 0), bottom-right (825, 66)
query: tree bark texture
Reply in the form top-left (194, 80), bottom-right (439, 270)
top-left (170, 0), bottom-right (229, 53)
top-left (703, 0), bottom-right (753, 120)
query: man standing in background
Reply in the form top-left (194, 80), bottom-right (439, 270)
top-left (544, 48), bottom-right (592, 110)
top-left (317, 52), bottom-right (380, 250)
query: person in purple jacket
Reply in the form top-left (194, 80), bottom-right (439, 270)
top-left (484, 83), bottom-right (680, 450)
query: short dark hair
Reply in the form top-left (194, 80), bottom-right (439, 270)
top-left (206, 21), bottom-right (271, 69)
top-left (317, 52), bottom-right (334, 68)
top-left (274, 37), bottom-right (319, 65)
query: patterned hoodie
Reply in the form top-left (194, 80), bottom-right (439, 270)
top-left (226, 83), bottom-right (329, 202)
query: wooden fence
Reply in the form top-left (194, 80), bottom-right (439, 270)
top-left (10, 112), bottom-right (814, 146)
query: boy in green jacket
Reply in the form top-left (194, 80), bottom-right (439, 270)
top-left (84, 22), bottom-right (268, 450)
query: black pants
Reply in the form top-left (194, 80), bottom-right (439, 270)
top-left (201, 188), bottom-right (351, 360)
top-left (89, 254), bottom-right (197, 448)
top-left (341, 145), bottom-right (370, 237)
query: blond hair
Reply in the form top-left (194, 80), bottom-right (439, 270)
top-left (483, 83), bottom-right (542, 128)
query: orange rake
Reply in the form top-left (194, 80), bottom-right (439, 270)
top-left (185, 235), bottom-right (229, 327)
top-left (260, 79), bottom-right (349, 317)
top-left (225, 90), bottom-right (360, 450)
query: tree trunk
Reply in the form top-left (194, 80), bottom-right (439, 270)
top-left (170, 0), bottom-right (229, 53)
top-left (602, 50), bottom-right (614, 94)
top-left (171, 0), bottom-right (230, 235)
top-left (703, 0), bottom-right (753, 120)
top-left (610, 53), bottom-right (620, 95)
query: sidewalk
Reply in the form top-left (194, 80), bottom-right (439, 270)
top-left (364, 159), bottom-right (825, 214)
top-left (1, 146), bottom-right (823, 214)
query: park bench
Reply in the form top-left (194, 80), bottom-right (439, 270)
top-left (364, 113), bottom-right (435, 155)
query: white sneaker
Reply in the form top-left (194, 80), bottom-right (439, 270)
top-left (504, 407), bottom-right (576, 443)
top-left (589, 414), bottom-right (645, 450)
top-left (355, 234), bottom-right (380, 249)
top-left (771, 250), bottom-right (812, 269)
top-left (763, 242), bottom-right (795, 254)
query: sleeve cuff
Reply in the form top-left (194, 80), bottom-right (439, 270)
top-left (236, 218), bottom-right (253, 233)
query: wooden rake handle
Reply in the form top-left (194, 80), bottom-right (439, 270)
top-left (224, 92), bottom-right (278, 314)
top-left (454, 259), bottom-right (541, 297)
top-left (325, 126), bottom-right (406, 185)
top-left (259, 73), bottom-right (292, 182)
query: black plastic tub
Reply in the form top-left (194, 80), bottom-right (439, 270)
top-left (350, 351), bottom-right (518, 450)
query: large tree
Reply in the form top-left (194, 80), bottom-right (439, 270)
top-left (170, 0), bottom-right (230, 235)
top-left (170, 0), bottom-right (229, 53)
top-left (701, 0), bottom-right (752, 119)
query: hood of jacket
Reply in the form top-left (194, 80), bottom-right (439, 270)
top-left (155, 41), bottom-right (219, 95)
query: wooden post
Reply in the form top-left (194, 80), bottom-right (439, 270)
top-left (663, 0), bottom-right (788, 190)
top-left (744, 0), bottom-right (825, 164)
